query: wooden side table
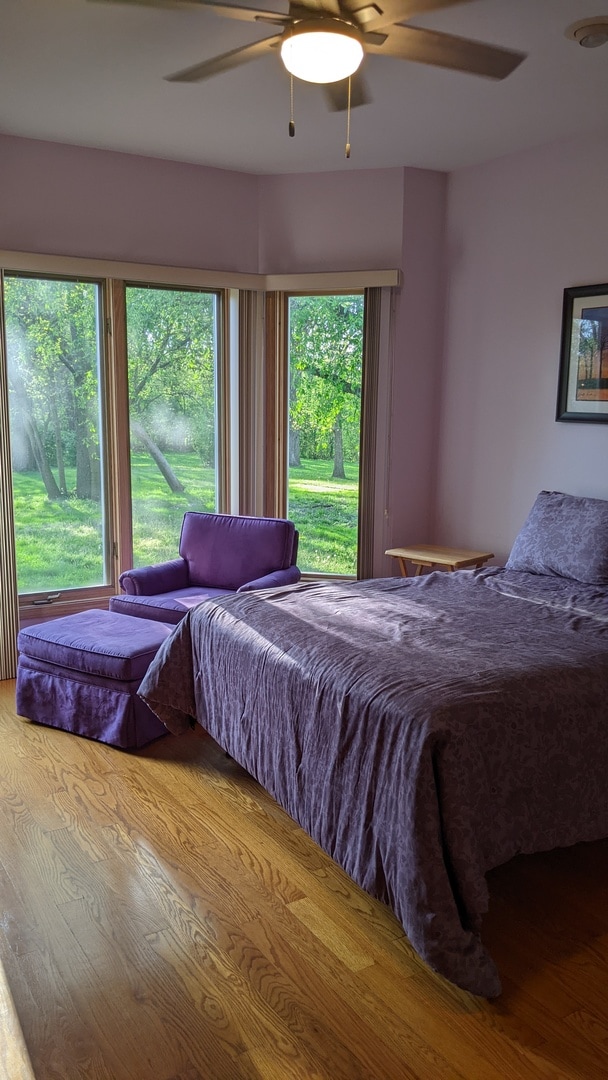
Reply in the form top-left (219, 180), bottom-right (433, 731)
top-left (385, 544), bottom-right (494, 578)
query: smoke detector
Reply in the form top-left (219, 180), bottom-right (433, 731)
top-left (565, 17), bottom-right (608, 47)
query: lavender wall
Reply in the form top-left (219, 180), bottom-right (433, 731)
top-left (0, 134), bottom-right (259, 271)
top-left (381, 167), bottom-right (447, 568)
top-left (0, 134), bottom-right (407, 276)
top-left (436, 132), bottom-right (608, 564)
top-left (257, 168), bottom-right (405, 273)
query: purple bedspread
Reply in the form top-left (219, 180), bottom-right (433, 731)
top-left (139, 568), bottom-right (608, 996)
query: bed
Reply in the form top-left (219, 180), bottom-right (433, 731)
top-left (138, 491), bottom-right (608, 997)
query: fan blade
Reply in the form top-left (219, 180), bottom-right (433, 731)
top-left (365, 24), bottom-right (525, 79)
top-left (90, 0), bottom-right (290, 23)
top-left (88, 0), bottom-right (192, 7)
top-left (323, 72), bottom-right (371, 111)
top-left (165, 33), bottom-right (281, 81)
top-left (342, 0), bottom-right (472, 31)
top-left (189, 1), bottom-right (289, 23)
top-left (393, 0), bottom-right (471, 12)
top-left (290, 0), bottom-right (342, 16)
top-left (192, 1), bottom-right (289, 22)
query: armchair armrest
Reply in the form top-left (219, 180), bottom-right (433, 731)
top-left (237, 565), bottom-right (301, 592)
top-left (119, 558), bottom-right (189, 595)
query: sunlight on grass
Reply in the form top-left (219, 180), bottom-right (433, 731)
top-left (12, 454), bottom-right (359, 591)
top-left (289, 459), bottom-right (358, 575)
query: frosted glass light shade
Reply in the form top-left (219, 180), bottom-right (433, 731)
top-left (281, 20), bottom-right (364, 84)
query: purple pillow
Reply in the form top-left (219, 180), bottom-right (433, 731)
top-left (506, 490), bottom-right (608, 584)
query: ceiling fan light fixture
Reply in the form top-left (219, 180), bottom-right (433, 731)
top-left (280, 19), bottom-right (364, 84)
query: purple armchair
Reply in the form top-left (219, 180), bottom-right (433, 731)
top-left (109, 512), bottom-right (300, 625)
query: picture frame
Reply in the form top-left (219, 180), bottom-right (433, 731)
top-left (557, 283), bottom-right (608, 422)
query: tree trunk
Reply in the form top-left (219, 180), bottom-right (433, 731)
top-left (131, 420), bottom-right (185, 493)
top-left (75, 415), bottom-right (93, 500)
top-left (24, 414), bottom-right (63, 500)
top-left (89, 447), bottom-right (102, 502)
top-left (289, 426), bottom-right (301, 468)
top-left (10, 369), bottom-right (63, 499)
top-left (70, 378), bottom-right (102, 501)
top-left (332, 418), bottom-right (346, 479)
top-left (51, 391), bottom-right (67, 496)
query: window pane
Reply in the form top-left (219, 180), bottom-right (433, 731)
top-left (126, 286), bottom-right (219, 567)
top-left (5, 275), bottom-right (107, 594)
top-left (287, 294), bottom-right (363, 575)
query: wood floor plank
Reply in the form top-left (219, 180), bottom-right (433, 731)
top-left (118, 746), bottom-right (414, 967)
top-left (103, 805), bottom-right (430, 1076)
top-left (2, 680), bottom-right (608, 1079)
top-left (239, 915), bottom-right (472, 1080)
top-left (286, 896), bottom-right (375, 971)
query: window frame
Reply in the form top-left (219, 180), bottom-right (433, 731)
top-left (280, 289), bottom-right (365, 578)
top-left (0, 251), bottom-right (242, 623)
top-left (0, 251), bottom-right (398, 676)
top-left (4, 268), bottom-right (117, 613)
top-left (265, 282), bottom-right (395, 581)
top-left (117, 281), bottom-right (230, 575)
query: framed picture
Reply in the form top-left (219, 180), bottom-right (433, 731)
top-left (557, 283), bottom-right (608, 422)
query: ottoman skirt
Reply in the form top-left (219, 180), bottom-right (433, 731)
top-left (16, 609), bottom-right (174, 749)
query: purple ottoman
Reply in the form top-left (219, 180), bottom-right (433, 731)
top-left (16, 609), bottom-right (174, 749)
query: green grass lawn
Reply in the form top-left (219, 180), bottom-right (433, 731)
top-left (130, 452), bottom-right (216, 567)
top-left (288, 458), bottom-right (359, 575)
top-left (12, 454), bottom-right (359, 592)
top-left (12, 470), bottom-right (106, 593)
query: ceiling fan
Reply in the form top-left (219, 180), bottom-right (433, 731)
top-left (91, 0), bottom-right (526, 113)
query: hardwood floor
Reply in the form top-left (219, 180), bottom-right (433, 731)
top-left (1, 679), bottom-right (608, 1080)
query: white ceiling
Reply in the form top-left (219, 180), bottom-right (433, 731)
top-left (2, 0), bottom-right (608, 175)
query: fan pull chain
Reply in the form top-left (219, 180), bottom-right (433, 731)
top-left (345, 76), bottom-right (352, 159)
top-left (289, 74), bottom-right (295, 138)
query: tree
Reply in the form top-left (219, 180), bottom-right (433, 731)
top-left (288, 294), bottom-right (363, 477)
top-left (5, 277), bottom-right (102, 501)
top-left (130, 420), bottom-right (185, 493)
top-left (125, 286), bottom-right (216, 487)
top-left (10, 364), bottom-right (62, 499)
top-left (577, 319), bottom-right (600, 384)
top-left (332, 418), bottom-right (345, 479)
top-left (5, 278), bottom-right (218, 503)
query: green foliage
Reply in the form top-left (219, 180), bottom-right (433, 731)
top-left (289, 294), bottom-right (363, 462)
top-left (126, 286), bottom-right (217, 464)
top-left (5, 276), bottom-right (102, 495)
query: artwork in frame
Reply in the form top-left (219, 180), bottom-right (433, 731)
top-left (557, 283), bottom-right (608, 422)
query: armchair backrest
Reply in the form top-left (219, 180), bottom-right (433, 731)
top-left (179, 512), bottom-right (298, 591)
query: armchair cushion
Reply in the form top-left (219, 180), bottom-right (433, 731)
top-left (110, 586), bottom-right (230, 626)
top-left (180, 512), bottom-right (297, 591)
